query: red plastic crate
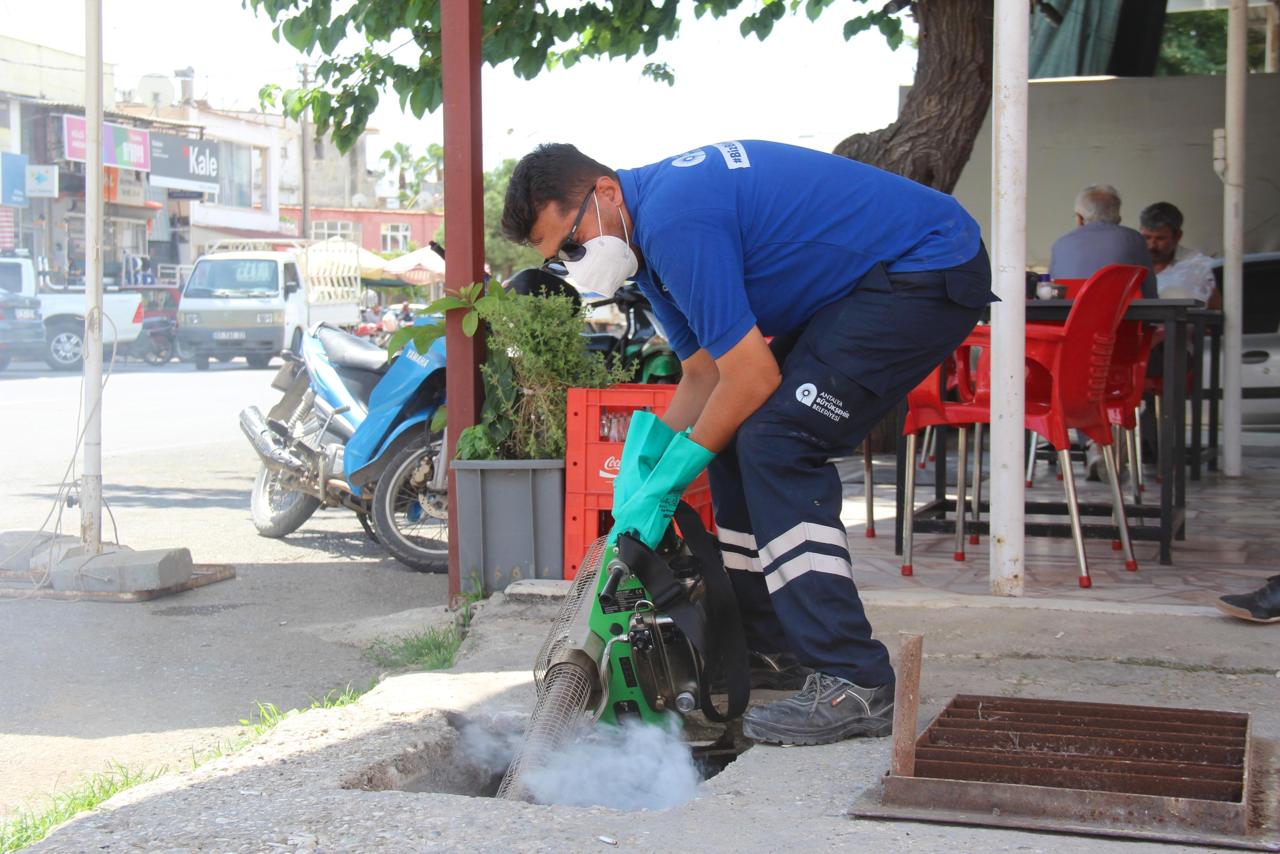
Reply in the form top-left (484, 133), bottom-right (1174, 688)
top-left (564, 385), bottom-right (715, 579)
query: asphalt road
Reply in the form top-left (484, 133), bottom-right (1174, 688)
top-left (0, 357), bottom-right (449, 818)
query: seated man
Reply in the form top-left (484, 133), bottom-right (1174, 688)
top-left (1048, 184), bottom-right (1156, 297)
top-left (1139, 202), bottom-right (1222, 308)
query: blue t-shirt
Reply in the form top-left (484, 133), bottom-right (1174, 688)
top-left (618, 140), bottom-right (981, 360)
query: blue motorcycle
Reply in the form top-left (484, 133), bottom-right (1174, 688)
top-left (238, 321), bottom-right (449, 571)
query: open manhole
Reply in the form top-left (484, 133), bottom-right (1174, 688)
top-left (346, 713), bottom-right (749, 809)
top-left (853, 694), bottom-right (1280, 851)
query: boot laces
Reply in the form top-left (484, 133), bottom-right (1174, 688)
top-left (797, 672), bottom-right (846, 715)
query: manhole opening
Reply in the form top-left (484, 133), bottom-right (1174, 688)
top-left (349, 716), bottom-right (750, 806)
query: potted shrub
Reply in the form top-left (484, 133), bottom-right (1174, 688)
top-left (400, 282), bottom-right (626, 593)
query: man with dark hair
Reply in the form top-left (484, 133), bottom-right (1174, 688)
top-left (504, 140), bottom-right (994, 746)
top-left (1048, 184), bottom-right (1156, 297)
top-left (1139, 202), bottom-right (1221, 308)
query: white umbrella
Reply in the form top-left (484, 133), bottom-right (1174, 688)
top-left (384, 245), bottom-right (447, 285)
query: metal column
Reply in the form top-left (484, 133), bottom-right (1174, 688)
top-left (987, 0), bottom-right (1028, 596)
top-left (1222, 0), bottom-right (1247, 478)
top-left (80, 0), bottom-right (104, 553)
top-left (441, 0), bottom-right (486, 601)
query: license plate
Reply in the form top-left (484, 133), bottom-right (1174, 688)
top-left (16, 308), bottom-right (36, 320)
top-left (213, 331), bottom-right (247, 340)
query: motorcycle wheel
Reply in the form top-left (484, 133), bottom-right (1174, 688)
top-left (371, 436), bottom-right (449, 573)
top-left (250, 464), bottom-right (321, 538)
top-left (142, 339), bottom-right (174, 366)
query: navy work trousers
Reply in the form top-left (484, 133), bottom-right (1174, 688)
top-left (708, 246), bottom-right (993, 687)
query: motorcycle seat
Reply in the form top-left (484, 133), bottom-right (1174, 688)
top-left (316, 325), bottom-right (388, 373)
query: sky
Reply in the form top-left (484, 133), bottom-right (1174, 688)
top-left (1, 0), bottom-right (919, 173)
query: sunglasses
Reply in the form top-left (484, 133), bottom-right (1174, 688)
top-left (554, 188), bottom-right (596, 263)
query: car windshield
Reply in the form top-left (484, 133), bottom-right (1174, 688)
top-left (183, 259), bottom-right (279, 299)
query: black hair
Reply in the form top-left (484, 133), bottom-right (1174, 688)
top-left (1139, 202), bottom-right (1184, 233)
top-left (501, 143), bottom-right (617, 244)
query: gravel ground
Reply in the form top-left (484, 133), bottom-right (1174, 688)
top-left (26, 589), bottom-right (1280, 853)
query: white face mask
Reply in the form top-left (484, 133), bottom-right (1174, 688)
top-left (563, 193), bottom-right (638, 298)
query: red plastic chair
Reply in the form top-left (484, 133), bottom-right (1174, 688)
top-left (900, 264), bottom-right (1149, 588)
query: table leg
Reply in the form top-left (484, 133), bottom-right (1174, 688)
top-left (895, 401), bottom-right (907, 556)
top-left (1209, 324), bottom-right (1221, 472)
top-left (1159, 318), bottom-right (1176, 564)
top-left (1190, 318), bottom-right (1204, 481)
top-left (1173, 316), bottom-right (1188, 540)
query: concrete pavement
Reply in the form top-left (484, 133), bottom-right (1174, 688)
top-left (24, 589), bottom-right (1280, 853)
top-left (0, 361), bottom-right (450, 818)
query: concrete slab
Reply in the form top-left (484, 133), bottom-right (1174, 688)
top-left (0, 530), bottom-right (79, 573)
top-left (505, 578), bottom-right (572, 603)
top-left (49, 545), bottom-right (193, 593)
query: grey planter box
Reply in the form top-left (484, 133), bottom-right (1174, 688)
top-left (452, 458), bottom-right (565, 594)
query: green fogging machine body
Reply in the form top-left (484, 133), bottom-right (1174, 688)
top-left (498, 503), bottom-right (749, 800)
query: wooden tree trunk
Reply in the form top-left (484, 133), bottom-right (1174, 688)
top-left (834, 0), bottom-right (995, 194)
top-left (840, 0), bottom-right (994, 452)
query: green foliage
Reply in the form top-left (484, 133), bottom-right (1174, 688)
top-left (366, 625), bottom-right (462, 671)
top-left (0, 764), bottom-right (161, 853)
top-left (244, 0), bottom-right (888, 149)
top-left (455, 287), bottom-right (629, 461)
top-left (380, 141), bottom-right (444, 209)
top-left (1156, 10), bottom-right (1267, 77)
top-left (484, 159), bottom-right (545, 280)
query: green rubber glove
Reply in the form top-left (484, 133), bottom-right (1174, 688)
top-left (612, 411), bottom-right (679, 510)
top-left (608, 430), bottom-right (716, 548)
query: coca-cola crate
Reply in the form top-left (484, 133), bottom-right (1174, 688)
top-left (563, 485), bottom-right (715, 580)
top-left (563, 385), bottom-right (715, 579)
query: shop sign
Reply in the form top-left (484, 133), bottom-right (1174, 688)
top-left (26, 164), bottom-right (58, 199)
top-left (0, 152), bottom-right (29, 207)
top-left (102, 167), bottom-right (147, 207)
top-left (62, 114), bottom-right (151, 172)
top-left (149, 133), bottom-right (219, 194)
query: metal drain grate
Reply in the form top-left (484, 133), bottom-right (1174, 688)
top-left (916, 695), bottom-right (1248, 803)
top-left (850, 637), bottom-right (1279, 851)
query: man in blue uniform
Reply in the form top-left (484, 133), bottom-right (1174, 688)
top-left (503, 140), bottom-right (994, 745)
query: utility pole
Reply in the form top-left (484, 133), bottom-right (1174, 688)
top-left (1267, 1), bottom-right (1278, 74)
top-left (1222, 0), bottom-right (1248, 477)
top-left (81, 0), bottom-right (104, 552)
top-left (298, 64), bottom-right (311, 240)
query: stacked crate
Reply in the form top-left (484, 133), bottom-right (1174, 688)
top-left (563, 385), bottom-right (715, 579)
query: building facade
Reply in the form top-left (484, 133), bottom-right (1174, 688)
top-left (278, 205), bottom-right (443, 255)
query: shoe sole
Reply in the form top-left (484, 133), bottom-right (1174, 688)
top-left (742, 714), bottom-right (893, 746)
top-left (1215, 600), bottom-right (1280, 623)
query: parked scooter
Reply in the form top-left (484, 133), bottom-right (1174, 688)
top-left (587, 283), bottom-right (680, 384)
top-left (238, 320), bottom-right (449, 571)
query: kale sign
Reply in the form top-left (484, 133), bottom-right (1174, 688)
top-left (150, 134), bottom-right (220, 195)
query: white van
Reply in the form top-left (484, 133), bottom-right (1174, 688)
top-left (177, 239), bottom-right (361, 370)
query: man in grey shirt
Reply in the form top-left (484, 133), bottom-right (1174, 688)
top-left (1048, 184), bottom-right (1157, 298)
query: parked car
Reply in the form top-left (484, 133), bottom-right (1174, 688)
top-left (1211, 253), bottom-right (1280, 428)
top-left (0, 251), bottom-right (144, 370)
top-left (0, 289), bottom-right (44, 371)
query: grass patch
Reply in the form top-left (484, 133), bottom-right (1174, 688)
top-left (0, 764), bottom-right (160, 853)
top-left (3, 679), bottom-right (379, 852)
top-left (366, 625), bottom-right (462, 671)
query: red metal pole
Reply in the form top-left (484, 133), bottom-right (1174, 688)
top-left (441, 0), bottom-right (485, 603)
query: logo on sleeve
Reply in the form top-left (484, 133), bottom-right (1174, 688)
top-left (795, 383), bottom-right (817, 406)
top-left (714, 141), bottom-right (750, 170)
top-left (671, 149), bottom-right (706, 168)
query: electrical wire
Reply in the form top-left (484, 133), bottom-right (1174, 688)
top-left (0, 308), bottom-right (121, 600)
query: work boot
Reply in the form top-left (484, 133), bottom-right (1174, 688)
top-left (741, 672), bottom-right (894, 746)
top-left (1215, 575), bottom-right (1280, 623)
top-left (710, 651), bottom-right (813, 693)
